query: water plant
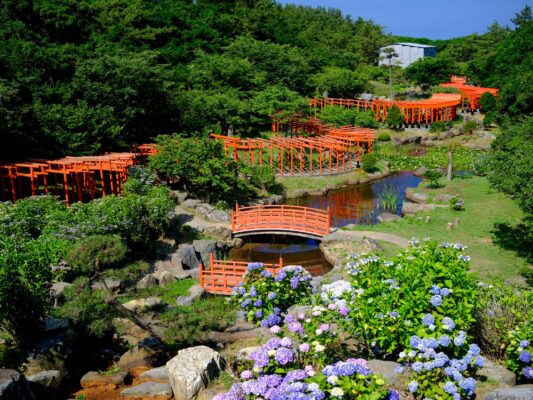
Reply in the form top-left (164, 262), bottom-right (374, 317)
top-left (377, 184), bottom-right (399, 211)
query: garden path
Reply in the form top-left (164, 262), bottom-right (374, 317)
top-left (324, 229), bottom-right (409, 248)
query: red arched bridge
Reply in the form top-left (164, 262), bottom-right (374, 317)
top-left (231, 204), bottom-right (331, 240)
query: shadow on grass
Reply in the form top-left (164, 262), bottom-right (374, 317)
top-left (491, 221), bottom-right (533, 263)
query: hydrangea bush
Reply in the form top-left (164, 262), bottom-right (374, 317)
top-left (231, 263), bottom-right (313, 326)
top-left (336, 240), bottom-right (478, 356)
top-left (506, 322), bottom-right (533, 382)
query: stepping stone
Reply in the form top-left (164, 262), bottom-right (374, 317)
top-left (120, 382), bottom-right (173, 399)
top-left (139, 366), bottom-right (169, 383)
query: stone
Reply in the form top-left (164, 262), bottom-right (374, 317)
top-left (183, 199), bottom-right (201, 209)
top-left (176, 244), bottom-right (200, 270)
top-left (192, 240), bottom-right (218, 267)
top-left (424, 215), bottom-right (431, 223)
top-left (360, 93), bottom-right (373, 101)
top-left (377, 212), bottom-right (401, 223)
top-left (44, 318), bottom-right (69, 334)
top-left (92, 278), bottom-right (123, 292)
top-left (80, 370), bottom-right (128, 389)
top-left (478, 359), bottom-right (516, 387)
top-left (139, 367), bottom-right (169, 383)
top-left (155, 258), bottom-right (191, 280)
top-left (174, 191), bottom-right (188, 204)
top-left (122, 297), bottom-right (162, 312)
top-left (262, 195), bottom-right (283, 205)
top-left (195, 203), bottom-right (215, 217)
top-left (166, 346), bottom-right (224, 400)
top-left (230, 238), bottom-right (245, 248)
top-left (454, 217), bottom-right (461, 227)
top-left (447, 222), bottom-right (453, 231)
top-left (0, 369), bottom-right (35, 400)
top-left (236, 347), bottom-right (261, 362)
top-left (50, 281), bottom-right (71, 306)
top-left (112, 318), bottom-right (152, 346)
top-left (26, 369), bottom-right (61, 398)
top-left (405, 189), bottom-right (429, 204)
top-left (286, 305), bottom-right (313, 318)
top-left (434, 193), bottom-right (455, 202)
top-left (366, 360), bottom-right (402, 386)
top-left (118, 346), bottom-right (164, 370)
top-left (24, 331), bottom-right (75, 378)
top-left (224, 321), bottom-right (256, 333)
top-left (286, 189), bottom-right (308, 199)
top-left (203, 226), bottom-right (232, 240)
top-left (401, 202), bottom-right (435, 215)
top-left (137, 274), bottom-right (159, 289)
top-left (483, 386), bottom-right (533, 400)
top-left (207, 210), bottom-right (231, 223)
top-left (121, 382), bottom-right (173, 399)
top-left (413, 166), bottom-right (429, 177)
top-left (153, 270), bottom-right (175, 285)
top-left (176, 284), bottom-right (205, 307)
top-left (308, 188), bottom-right (327, 196)
top-left (207, 328), bottom-right (270, 344)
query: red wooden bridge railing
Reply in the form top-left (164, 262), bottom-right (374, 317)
top-left (232, 204), bottom-right (331, 239)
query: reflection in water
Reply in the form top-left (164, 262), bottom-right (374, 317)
top-left (229, 236), bottom-right (332, 277)
top-left (287, 171), bottom-right (422, 226)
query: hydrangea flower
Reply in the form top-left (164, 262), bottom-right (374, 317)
top-left (442, 317), bottom-right (456, 331)
top-left (430, 295), bottom-right (443, 307)
top-left (299, 343), bottom-right (310, 353)
top-left (523, 366), bottom-right (533, 379)
top-left (459, 377), bottom-right (476, 395)
top-left (274, 347), bottom-right (293, 365)
top-left (519, 350), bottom-right (531, 363)
top-left (443, 381), bottom-right (458, 394)
top-left (408, 380), bottom-right (419, 393)
top-left (520, 340), bottom-right (530, 348)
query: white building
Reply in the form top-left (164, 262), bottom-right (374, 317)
top-left (379, 43), bottom-right (437, 68)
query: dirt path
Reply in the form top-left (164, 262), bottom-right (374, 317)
top-left (323, 229), bottom-right (409, 248)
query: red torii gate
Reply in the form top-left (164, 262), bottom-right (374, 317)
top-left (440, 76), bottom-right (499, 110)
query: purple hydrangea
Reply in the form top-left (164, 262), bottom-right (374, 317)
top-left (387, 390), bottom-right (400, 400)
top-left (280, 337), bottom-right (292, 348)
top-left (240, 370), bottom-right (253, 380)
top-left (250, 286), bottom-right (257, 298)
top-left (247, 262), bottom-right (264, 271)
top-left (240, 299), bottom-right (251, 308)
top-left (523, 366), bottom-right (533, 379)
top-left (431, 295), bottom-right (443, 307)
top-left (338, 305), bottom-right (349, 316)
top-left (319, 324), bottom-right (330, 332)
top-left (274, 347), bottom-right (293, 365)
top-left (519, 350), bottom-right (531, 363)
top-left (520, 340), bottom-right (530, 348)
top-left (267, 292), bottom-right (277, 301)
top-left (288, 322), bottom-right (304, 335)
top-left (254, 299), bottom-right (263, 307)
top-left (255, 309), bottom-right (263, 319)
top-left (299, 343), bottom-right (310, 353)
top-left (266, 337), bottom-right (281, 350)
top-left (290, 276), bottom-right (299, 289)
top-left (274, 270), bottom-right (287, 282)
top-left (250, 349), bottom-right (270, 368)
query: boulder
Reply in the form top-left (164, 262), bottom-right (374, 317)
top-left (195, 203), bottom-right (215, 218)
top-left (207, 328), bottom-right (270, 344)
top-left (434, 193), bottom-right (456, 203)
top-left (112, 318), bottom-right (152, 346)
top-left (360, 93), bottom-right (373, 101)
top-left (92, 278), bottom-right (123, 292)
top-left (367, 360), bottom-right (402, 386)
top-left (50, 282), bottom-right (71, 306)
top-left (166, 346), bottom-right (224, 400)
top-left (193, 240), bottom-right (218, 266)
top-left (413, 167), bottom-right (428, 177)
top-left (377, 212), bottom-right (401, 223)
top-left (118, 346), bottom-right (165, 370)
top-left (176, 244), bottom-right (200, 270)
top-left (401, 202), bottom-right (436, 215)
top-left (236, 347), bottom-right (261, 362)
top-left (154, 258), bottom-right (191, 280)
top-left (229, 238), bottom-right (245, 248)
top-left (262, 195), bottom-right (283, 205)
top-left (207, 210), bottom-right (231, 223)
top-left (286, 305), bottom-right (313, 318)
top-left (24, 331), bottom-right (75, 378)
top-left (483, 386), bottom-right (533, 400)
top-left (139, 367), bottom-right (170, 384)
top-left (26, 369), bottom-right (61, 399)
top-left (0, 369), bottom-right (35, 400)
top-left (173, 191), bottom-right (188, 204)
top-left (153, 270), bottom-right (175, 285)
top-left (183, 199), bottom-right (202, 209)
top-left (405, 190), bottom-right (429, 204)
top-left (80, 370), bottom-right (128, 389)
top-left (478, 359), bottom-right (516, 387)
top-left (137, 274), bottom-right (159, 289)
top-left (44, 318), bottom-right (69, 334)
top-left (176, 284), bottom-right (205, 307)
top-left (121, 382), bottom-right (173, 399)
top-left (203, 226), bottom-right (232, 240)
top-left (122, 297), bottom-right (162, 312)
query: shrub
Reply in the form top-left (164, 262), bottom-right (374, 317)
top-left (377, 132), bottom-right (391, 141)
top-left (337, 241), bottom-right (478, 357)
top-left (479, 92), bottom-right (497, 113)
top-left (231, 263), bottom-right (313, 327)
top-left (385, 105), bottom-right (403, 129)
top-left (506, 323), bottom-right (533, 382)
top-left (362, 153), bottom-right (378, 173)
top-left (450, 197), bottom-right (465, 211)
top-left (424, 169), bottom-right (443, 188)
top-left (463, 120), bottom-right (478, 133)
top-left (430, 121), bottom-right (447, 133)
top-left (483, 112), bottom-right (496, 128)
top-left (241, 164), bottom-right (278, 193)
top-left (65, 235), bottom-right (127, 276)
top-left (353, 110), bottom-right (378, 129)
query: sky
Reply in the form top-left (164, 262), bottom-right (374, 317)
top-left (277, 0), bottom-right (532, 39)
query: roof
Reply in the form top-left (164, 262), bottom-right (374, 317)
top-left (393, 42), bottom-right (436, 48)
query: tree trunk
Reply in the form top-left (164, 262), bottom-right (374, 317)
top-left (447, 149), bottom-right (453, 181)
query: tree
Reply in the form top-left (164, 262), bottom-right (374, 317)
top-left (385, 106), bottom-right (403, 129)
top-left (487, 117), bottom-right (533, 215)
top-left (251, 86), bottom-right (307, 128)
top-left (511, 5), bottom-right (532, 28)
top-left (478, 92), bottom-right (497, 113)
top-left (406, 57), bottom-right (456, 90)
top-left (380, 47), bottom-right (399, 99)
top-left (310, 67), bottom-right (368, 98)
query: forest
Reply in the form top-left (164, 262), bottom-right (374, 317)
top-left (1, 0), bottom-right (531, 162)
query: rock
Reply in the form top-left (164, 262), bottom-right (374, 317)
top-left (44, 318), bottom-right (69, 334)
top-left (122, 297), bottom-right (162, 312)
top-left (377, 212), bottom-right (401, 223)
top-left (166, 346), bottom-right (224, 400)
top-left (203, 226), bottom-right (232, 240)
top-left (262, 195), bottom-right (283, 205)
top-left (112, 318), bottom-right (152, 346)
top-left (50, 282), bottom-right (71, 306)
top-left (447, 222), bottom-right (453, 231)
top-left (26, 369), bottom-right (61, 399)
top-left (367, 360), bottom-right (402, 386)
top-left (207, 328), bottom-right (270, 344)
top-left (24, 331), bottom-right (75, 378)
top-left (207, 210), bottom-right (231, 223)
top-left (137, 274), bottom-right (159, 289)
top-left (401, 202), bottom-right (435, 215)
top-left (308, 188), bottom-right (327, 196)
top-left (195, 203), bottom-right (215, 217)
top-left (0, 369), bottom-right (35, 400)
top-left (360, 93), bottom-right (373, 101)
top-left (405, 189), bottom-right (429, 204)
top-left (393, 135), bottom-right (422, 145)
top-left (153, 270), bottom-right (175, 285)
top-left (193, 240), bottom-right (218, 267)
top-left (224, 320), bottom-right (257, 333)
top-left (434, 193), bottom-right (455, 202)
top-left (80, 370), bottom-right (128, 389)
top-left (174, 191), bottom-right (188, 204)
top-left (230, 238), bottom-right (245, 248)
top-left (286, 305), bottom-right (313, 318)
top-left (155, 258), bottom-right (191, 280)
top-left (478, 359), bottom-right (516, 387)
top-left (176, 244), bottom-right (200, 270)
top-left (118, 346), bottom-right (164, 370)
top-left (236, 347), bottom-right (261, 362)
top-left (286, 189), bottom-right (308, 199)
top-left (140, 367), bottom-right (169, 383)
top-left (121, 382), bottom-right (173, 399)
top-left (176, 284), bottom-right (205, 307)
top-left (183, 199), bottom-right (202, 209)
top-left (425, 215), bottom-right (431, 223)
top-left (413, 167), bottom-right (428, 177)
top-left (483, 386), bottom-right (533, 400)
top-left (92, 278), bottom-right (123, 292)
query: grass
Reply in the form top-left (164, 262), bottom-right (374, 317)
top-left (117, 278), bottom-right (196, 304)
top-left (344, 176), bottom-right (531, 283)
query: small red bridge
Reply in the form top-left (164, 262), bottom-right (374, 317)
top-left (231, 204), bottom-right (331, 240)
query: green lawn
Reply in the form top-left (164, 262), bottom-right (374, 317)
top-left (345, 176), bottom-right (530, 283)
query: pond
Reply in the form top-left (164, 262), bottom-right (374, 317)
top-left (287, 171), bottom-right (422, 227)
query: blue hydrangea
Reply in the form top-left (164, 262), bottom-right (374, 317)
top-left (442, 317), bottom-right (456, 331)
top-left (441, 287), bottom-right (451, 296)
top-left (468, 344), bottom-right (481, 356)
top-left (268, 292), bottom-right (277, 301)
top-left (247, 262), bottom-right (264, 271)
top-left (459, 377), bottom-right (476, 395)
top-left (519, 350), bottom-right (531, 363)
top-left (254, 299), bottom-right (263, 307)
top-left (520, 340), bottom-right (530, 348)
top-left (422, 314), bottom-right (435, 327)
top-left (430, 285), bottom-right (441, 295)
top-left (260, 269), bottom-right (272, 278)
top-left (408, 380), bottom-right (419, 393)
top-left (444, 381), bottom-right (458, 394)
top-left (412, 362), bottom-right (423, 372)
top-left (250, 286), bottom-right (257, 298)
top-left (439, 334), bottom-right (451, 347)
top-left (274, 347), bottom-right (293, 365)
top-left (430, 295), bottom-right (443, 307)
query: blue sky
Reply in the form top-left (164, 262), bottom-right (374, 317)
top-left (277, 0), bottom-right (532, 39)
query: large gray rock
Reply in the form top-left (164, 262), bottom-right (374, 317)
top-left (122, 297), bottom-right (162, 312)
top-left (367, 360), bottom-right (402, 386)
top-left (137, 274), bottom-right (159, 289)
top-left (121, 382), bottom-right (173, 399)
top-left (203, 226), bottom-right (232, 240)
top-left (166, 346), bottom-right (224, 400)
top-left (176, 284), bottom-right (205, 307)
top-left (140, 366), bottom-right (170, 383)
top-left (402, 202), bottom-right (436, 215)
top-left (434, 193), bottom-right (456, 203)
top-left (92, 278), bottom-right (123, 292)
top-left (405, 189), bottom-right (429, 204)
top-left (50, 282), bottom-right (71, 306)
top-left (193, 240), bottom-right (218, 267)
top-left (118, 346), bottom-right (164, 370)
top-left (80, 370), bottom-right (128, 388)
top-left (483, 386), bottom-right (533, 400)
top-left (112, 318), bottom-right (152, 346)
top-left (26, 369), bottom-right (61, 399)
top-left (153, 270), bottom-right (175, 285)
top-left (24, 330), bottom-right (75, 379)
top-left (478, 359), bottom-right (516, 387)
top-left (183, 199), bottom-right (202, 209)
top-left (377, 212), bottom-right (401, 223)
top-left (0, 369), bottom-right (35, 400)
top-left (177, 244), bottom-right (200, 270)
top-left (207, 210), bottom-right (231, 223)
